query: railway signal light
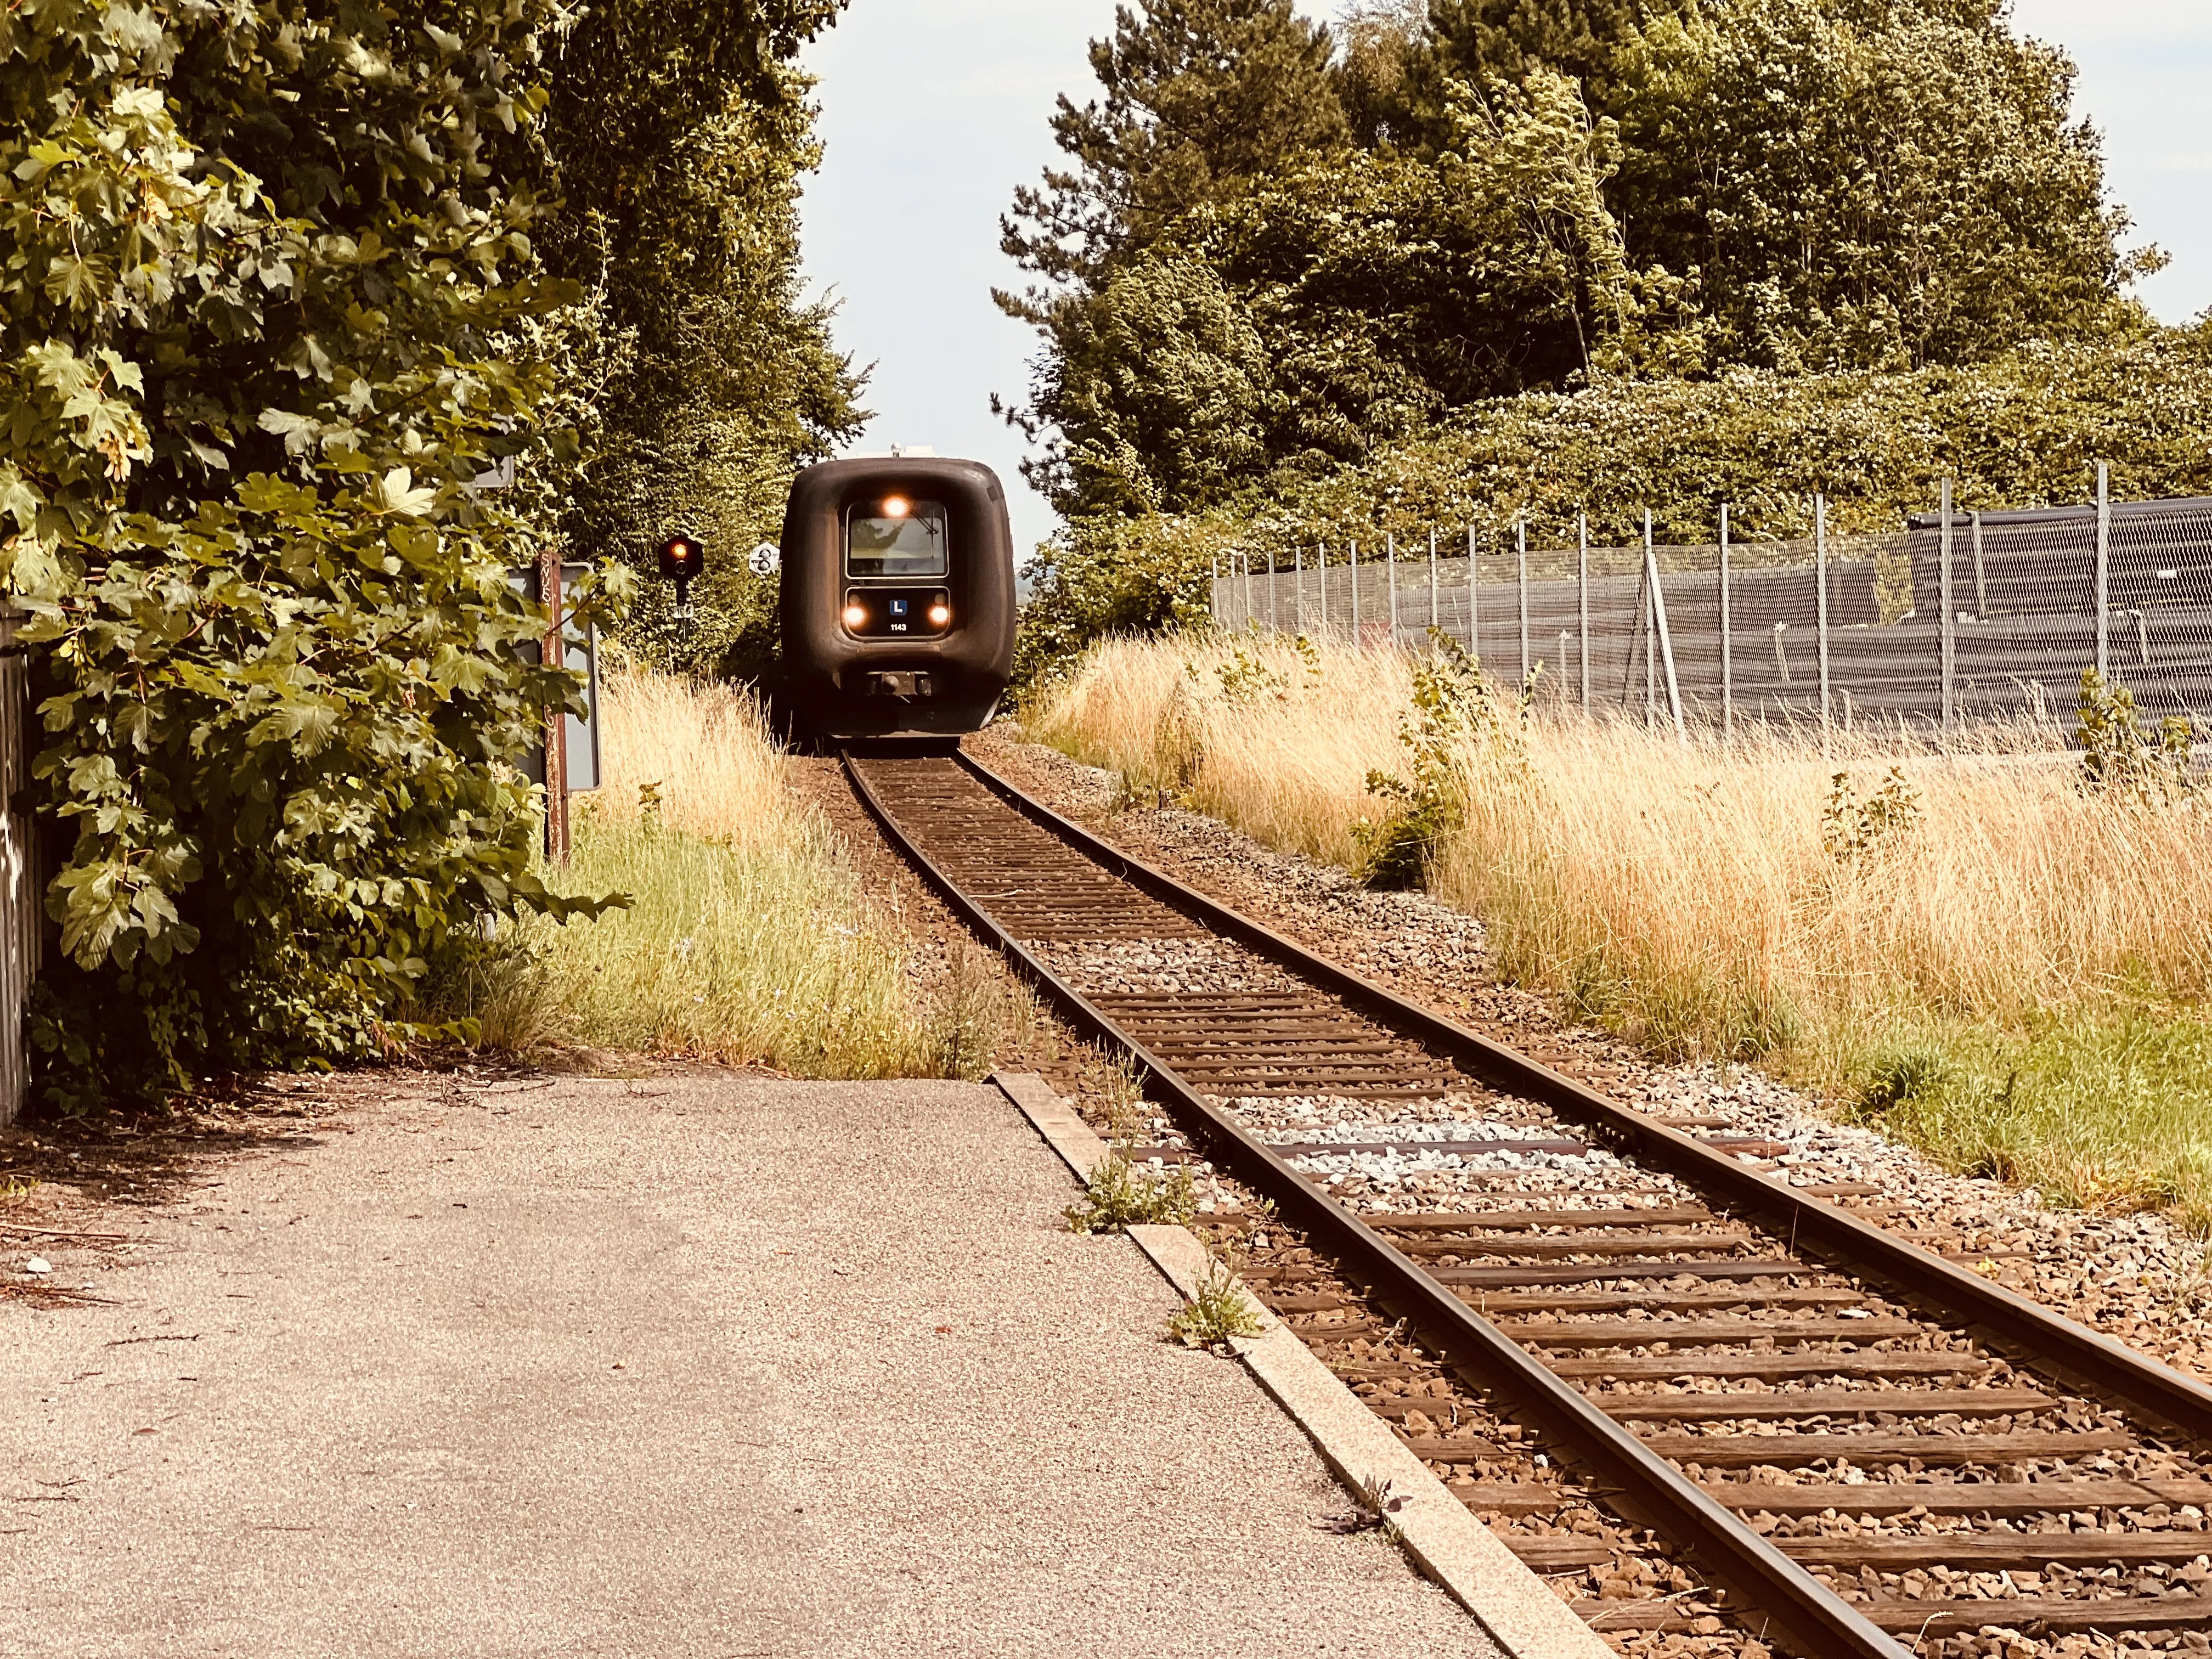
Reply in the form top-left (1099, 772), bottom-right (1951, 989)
top-left (657, 533), bottom-right (704, 615)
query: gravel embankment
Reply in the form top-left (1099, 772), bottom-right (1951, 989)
top-left (969, 730), bottom-right (2212, 1386)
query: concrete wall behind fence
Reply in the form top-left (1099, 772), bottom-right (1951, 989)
top-left (1211, 494), bottom-right (2212, 733)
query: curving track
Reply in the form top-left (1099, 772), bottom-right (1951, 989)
top-left (844, 747), bottom-right (2212, 1659)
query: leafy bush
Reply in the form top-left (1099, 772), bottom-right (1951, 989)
top-left (0, 1), bottom-right (628, 1109)
top-left (2076, 669), bottom-right (2198, 805)
top-left (1356, 633), bottom-right (1522, 889)
top-left (1821, 767), bottom-right (1923, 865)
top-left (1015, 328), bottom-right (2212, 679)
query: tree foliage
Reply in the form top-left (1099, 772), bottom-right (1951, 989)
top-left (998, 0), bottom-right (2162, 532)
top-left (0, 0), bottom-right (652, 1109)
top-left (539, 0), bottom-right (864, 678)
top-left (1016, 326), bottom-right (2212, 681)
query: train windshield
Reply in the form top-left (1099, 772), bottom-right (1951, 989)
top-left (847, 499), bottom-right (950, 578)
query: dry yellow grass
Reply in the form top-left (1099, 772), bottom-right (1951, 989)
top-left (1031, 631), bottom-right (2212, 1223)
top-left (446, 669), bottom-right (1014, 1077)
top-left (589, 666), bottom-right (799, 851)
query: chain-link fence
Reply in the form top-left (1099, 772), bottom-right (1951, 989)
top-left (1207, 473), bottom-right (2212, 735)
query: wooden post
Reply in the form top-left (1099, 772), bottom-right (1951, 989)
top-left (538, 546), bottom-right (569, 866)
top-left (0, 601), bottom-right (35, 1125)
top-left (1294, 543), bottom-right (1306, 634)
top-left (1210, 552), bottom-right (1220, 627)
top-left (1719, 504), bottom-right (1733, 743)
top-left (1318, 543), bottom-right (1328, 634)
top-left (1268, 547), bottom-right (1278, 631)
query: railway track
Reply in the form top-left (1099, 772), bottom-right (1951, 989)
top-left (844, 747), bottom-right (2212, 1659)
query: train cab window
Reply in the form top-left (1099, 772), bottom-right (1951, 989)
top-left (847, 498), bottom-right (949, 578)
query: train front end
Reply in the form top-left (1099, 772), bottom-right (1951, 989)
top-left (777, 456), bottom-right (1016, 742)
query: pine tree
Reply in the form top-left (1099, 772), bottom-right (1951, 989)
top-left (999, 0), bottom-right (1348, 294)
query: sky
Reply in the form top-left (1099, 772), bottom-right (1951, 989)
top-left (800, 2), bottom-right (2212, 561)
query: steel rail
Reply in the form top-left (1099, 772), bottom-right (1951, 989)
top-left (842, 749), bottom-right (1904, 1659)
top-left (950, 750), bottom-right (2212, 1450)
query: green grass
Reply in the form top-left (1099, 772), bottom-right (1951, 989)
top-left (435, 815), bottom-right (1015, 1080)
top-left (1837, 1005), bottom-right (2212, 1230)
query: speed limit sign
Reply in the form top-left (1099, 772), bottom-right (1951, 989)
top-left (748, 541), bottom-right (780, 576)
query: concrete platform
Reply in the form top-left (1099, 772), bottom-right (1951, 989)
top-left (3, 1073), bottom-right (1499, 1658)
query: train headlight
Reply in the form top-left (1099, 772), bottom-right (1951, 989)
top-left (842, 603), bottom-right (867, 628)
top-left (881, 495), bottom-right (910, 519)
top-left (927, 603), bottom-right (951, 626)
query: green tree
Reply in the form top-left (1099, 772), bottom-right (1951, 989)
top-left (1420, 0), bottom-right (1660, 115)
top-left (1606, 0), bottom-right (2157, 370)
top-left (996, 1), bottom-right (1352, 514)
top-left (539, 0), bottom-right (866, 678)
top-left (1000, 0), bottom-right (1349, 292)
top-left (1012, 66), bottom-right (1712, 517)
top-left (0, 0), bottom-right (626, 1108)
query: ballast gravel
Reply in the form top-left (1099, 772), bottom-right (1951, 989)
top-left (972, 731), bottom-right (2212, 1386)
top-left (3, 1070), bottom-right (1500, 1659)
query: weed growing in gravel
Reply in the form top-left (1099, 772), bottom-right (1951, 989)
top-left (928, 941), bottom-right (1025, 1081)
top-left (1166, 1262), bottom-right (1264, 1349)
top-left (1063, 1152), bottom-right (1198, 1233)
top-left (1319, 1475), bottom-right (1412, 1536)
top-left (1095, 1054), bottom-right (1152, 1143)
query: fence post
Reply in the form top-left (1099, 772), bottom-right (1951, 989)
top-left (1242, 549), bottom-right (1254, 628)
top-left (1210, 552), bottom-right (1220, 628)
top-left (1267, 547), bottom-right (1277, 632)
top-left (1940, 478), bottom-right (1956, 733)
top-left (1971, 510), bottom-right (1988, 619)
top-left (1577, 513), bottom-right (1590, 712)
top-left (1336, 546), bottom-right (1353, 650)
top-left (1644, 510), bottom-right (1686, 743)
top-left (1386, 532), bottom-right (1398, 648)
top-left (1318, 543), bottom-right (1329, 635)
top-left (2096, 460), bottom-right (2111, 682)
top-left (1719, 504), bottom-right (1733, 743)
top-left (1466, 523), bottom-right (1480, 657)
top-left (1516, 516), bottom-right (1530, 687)
top-left (1816, 493), bottom-right (1831, 737)
top-left (1294, 544), bottom-right (1306, 634)
top-left (1427, 529), bottom-right (1439, 633)
top-left (1645, 557), bottom-right (1657, 726)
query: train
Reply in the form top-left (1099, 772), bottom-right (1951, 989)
top-left (774, 455), bottom-right (1017, 744)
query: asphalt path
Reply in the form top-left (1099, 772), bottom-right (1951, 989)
top-left (3, 1072), bottom-right (1494, 1658)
